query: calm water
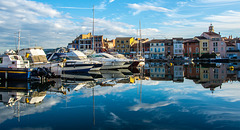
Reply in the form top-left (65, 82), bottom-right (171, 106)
top-left (1, 63), bottom-right (240, 130)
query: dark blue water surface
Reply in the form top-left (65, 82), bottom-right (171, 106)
top-left (1, 63), bottom-right (240, 130)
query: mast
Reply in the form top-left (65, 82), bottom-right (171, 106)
top-left (137, 29), bottom-right (139, 58)
top-left (92, 5), bottom-right (95, 51)
top-left (92, 87), bottom-right (95, 126)
top-left (17, 31), bottom-right (21, 53)
top-left (139, 20), bottom-right (142, 57)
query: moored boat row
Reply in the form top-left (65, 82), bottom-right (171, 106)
top-left (0, 47), bottom-right (143, 81)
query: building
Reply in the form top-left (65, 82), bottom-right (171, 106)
top-left (150, 64), bottom-right (166, 80)
top-left (184, 64), bottom-right (200, 80)
top-left (173, 64), bottom-right (184, 82)
top-left (68, 32), bottom-right (104, 53)
top-left (201, 24), bottom-right (226, 58)
top-left (164, 39), bottom-right (173, 60)
top-left (130, 38), bottom-right (149, 59)
top-left (194, 36), bottom-right (209, 57)
top-left (115, 37), bottom-right (135, 56)
top-left (183, 39), bottom-right (200, 58)
top-left (150, 39), bottom-right (166, 59)
top-left (225, 38), bottom-right (240, 59)
top-left (173, 38), bottom-right (184, 58)
top-left (103, 38), bottom-right (115, 52)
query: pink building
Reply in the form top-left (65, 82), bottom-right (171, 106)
top-left (201, 24), bottom-right (226, 58)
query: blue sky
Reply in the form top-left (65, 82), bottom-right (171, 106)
top-left (0, 0), bottom-right (240, 52)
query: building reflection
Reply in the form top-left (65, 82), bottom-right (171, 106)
top-left (148, 62), bottom-right (238, 93)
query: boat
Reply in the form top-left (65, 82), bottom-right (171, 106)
top-left (18, 47), bottom-right (63, 76)
top-left (0, 50), bottom-right (31, 81)
top-left (47, 49), bottom-right (102, 73)
top-left (110, 52), bottom-right (140, 68)
top-left (88, 53), bottom-right (131, 70)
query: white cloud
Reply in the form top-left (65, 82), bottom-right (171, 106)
top-left (205, 10), bottom-right (240, 23)
top-left (0, 96), bottom-right (61, 124)
top-left (109, 0), bottom-right (115, 3)
top-left (129, 101), bottom-right (176, 111)
top-left (127, 3), bottom-right (172, 15)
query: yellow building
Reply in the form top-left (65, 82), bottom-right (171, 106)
top-left (194, 36), bottom-right (209, 57)
top-left (115, 37), bottom-right (135, 55)
top-left (199, 66), bottom-right (210, 83)
top-left (79, 32), bottom-right (92, 39)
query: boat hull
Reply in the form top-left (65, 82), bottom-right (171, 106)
top-left (0, 68), bottom-right (31, 81)
top-left (62, 63), bottom-right (93, 74)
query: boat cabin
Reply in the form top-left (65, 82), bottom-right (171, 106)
top-left (0, 55), bottom-right (29, 68)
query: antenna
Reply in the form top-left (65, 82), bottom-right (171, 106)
top-left (17, 30), bottom-right (21, 53)
top-left (92, 5), bottom-right (95, 51)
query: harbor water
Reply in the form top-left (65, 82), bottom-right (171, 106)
top-left (0, 63), bottom-right (240, 130)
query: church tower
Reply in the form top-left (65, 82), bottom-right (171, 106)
top-left (209, 24), bottom-right (214, 33)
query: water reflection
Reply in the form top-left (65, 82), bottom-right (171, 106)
top-left (0, 63), bottom-right (240, 129)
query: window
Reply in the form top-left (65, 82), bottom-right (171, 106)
top-left (189, 48), bottom-right (191, 53)
top-left (151, 48), bottom-right (153, 52)
top-left (121, 40), bottom-right (124, 43)
top-left (179, 45), bottom-right (182, 48)
top-left (162, 48), bottom-right (164, 52)
top-left (203, 42), bottom-right (207, 47)
top-left (203, 74), bottom-right (208, 79)
top-left (158, 48), bottom-right (160, 52)
top-left (151, 43), bottom-right (153, 46)
top-left (161, 43), bottom-right (164, 46)
top-left (117, 40), bottom-right (119, 43)
top-left (155, 48), bottom-right (157, 52)
top-left (196, 47), bottom-right (199, 53)
top-left (126, 40), bottom-right (128, 43)
top-left (156, 43), bottom-right (159, 46)
top-left (203, 48), bottom-right (207, 51)
top-left (196, 68), bottom-right (199, 73)
top-left (221, 47), bottom-right (223, 51)
top-left (175, 45), bottom-right (177, 48)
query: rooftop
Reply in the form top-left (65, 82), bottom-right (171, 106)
top-left (195, 36), bottom-right (207, 40)
top-left (203, 32), bottom-right (221, 36)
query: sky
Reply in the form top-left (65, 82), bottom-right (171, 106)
top-left (0, 0), bottom-right (240, 53)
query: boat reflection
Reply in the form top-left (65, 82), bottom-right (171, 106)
top-left (0, 62), bottom-right (240, 126)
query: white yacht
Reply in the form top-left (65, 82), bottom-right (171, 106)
top-left (0, 50), bottom-right (31, 80)
top-left (88, 53), bottom-right (131, 70)
top-left (47, 49), bottom-right (102, 73)
top-left (18, 47), bottom-right (63, 76)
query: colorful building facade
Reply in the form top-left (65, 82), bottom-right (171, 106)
top-left (115, 37), bottom-right (135, 56)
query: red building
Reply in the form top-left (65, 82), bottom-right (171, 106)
top-left (183, 39), bottom-right (200, 58)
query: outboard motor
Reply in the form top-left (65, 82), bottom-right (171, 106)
top-left (31, 67), bottom-right (56, 81)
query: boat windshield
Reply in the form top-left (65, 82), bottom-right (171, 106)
top-left (100, 53), bottom-right (116, 59)
top-left (9, 55), bottom-right (23, 61)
